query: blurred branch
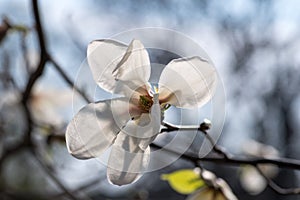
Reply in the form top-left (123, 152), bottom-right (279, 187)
top-left (0, 51), bottom-right (18, 90)
top-left (20, 31), bottom-right (31, 76)
top-left (22, 0), bottom-right (47, 103)
top-left (0, 143), bottom-right (27, 170)
top-left (5, 1), bottom-right (78, 199)
top-left (31, 150), bottom-right (79, 200)
top-left (52, 177), bottom-right (102, 199)
top-left (22, 0), bottom-right (91, 104)
top-left (0, 1), bottom-right (91, 199)
top-left (49, 56), bottom-right (92, 103)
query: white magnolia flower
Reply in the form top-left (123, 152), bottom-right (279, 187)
top-left (66, 39), bottom-right (217, 185)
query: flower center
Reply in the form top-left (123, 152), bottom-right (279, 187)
top-left (138, 95), bottom-right (153, 112)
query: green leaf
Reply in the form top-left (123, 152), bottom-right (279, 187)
top-left (161, 169), bottom-right (205, 194)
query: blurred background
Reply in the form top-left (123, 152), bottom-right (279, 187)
top-left (0, 0), bottom-right (300, 199)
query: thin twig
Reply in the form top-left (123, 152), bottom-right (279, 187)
top-left (0, 143), bottom-right (27, 170)
top-left (150, 143), bottom-right (300, 170)
top-left (161, 121), bottom-right (300, 169)
top-left (51, 177), bottom-right (103, 199)
top-left (49, 57), bottom-right (92, 103)
top-left (31, 149), bottom-right (79, 200)
top-left (161, 121), bottom-right (231, 158)
top-left (20, 31), bottom-right (31, 76)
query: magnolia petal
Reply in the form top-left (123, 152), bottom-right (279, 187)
top-left (186, 187), bottom-right (216, 200)
top-left (107, 131), bottom-right (151, 186)
top-left (195, 169), bottom-right (238, 200)
top-left (87, 39), bottom-right (151, 97)
top-left (112, 39), bottom-right (151, 90)
top-left (66, 98), bottom-right (131, 159)
top-left (159, 56), bottom-right (217, 108)
top-left (187, 185), bottom-right (236, 200)
top-left (87, 39), bottom-right (128, 93)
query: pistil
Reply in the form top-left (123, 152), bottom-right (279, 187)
top-left (139, 95), bottom-right (153, 112)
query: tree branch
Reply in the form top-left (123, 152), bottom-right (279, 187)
top-left (1, 1), bottom-right (91, 199)
top-left (150, 143), bottom-right (300, 170)
top-left (22, 0), bottom-right (91, 104)
top-left (161, 121), bottom-right (231, 159)
top-left (22, 0), bottom-right (48, 103)
top-left (156, 121), bottom-right (300, 195)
